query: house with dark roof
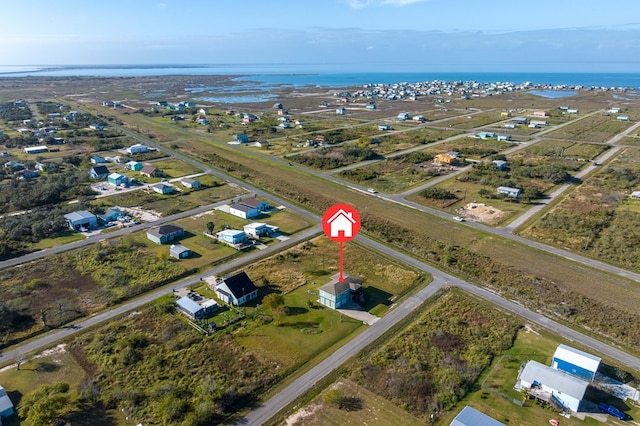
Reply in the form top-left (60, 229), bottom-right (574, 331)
top-left (240, 197), bottom-right (270, 212)
top-left (318, 274), bottom-right (363, 309)
top-left (140, 164), bottom-right (160, 178)
top-left (90, 165), bottom-right (110, 179)
top-left (213, 272), bottom-right (258, 306)
top-left (146, 224), bottom-right (184, 244)
top-left (229, 203), bottom-right (259, 219)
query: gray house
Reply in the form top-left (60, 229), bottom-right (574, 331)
top-left (64, 210), bottom-right (98, 231)
top-left (146, 224), bottom-right (184, 244)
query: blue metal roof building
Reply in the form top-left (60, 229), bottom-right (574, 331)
top-left (450, 406), bottom-right (505, 426)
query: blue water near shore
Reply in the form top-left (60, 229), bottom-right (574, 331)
top-left (528, 90), bottom-right (577, 98)
top-left (1, 65), bottom-right (639, 89)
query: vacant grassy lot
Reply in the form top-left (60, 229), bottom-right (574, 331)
top-left (284, 379), bottom-right (425, 426)
top-left (144, 158), bottom-right (202, 178)
top-left (420, 136), bottom-right (514, 159)
top-left (521, 147), bottom-right (640, 270)
top-left (337, 150), bottom-right (446, 193)
top-left (346, 290), bottom-right (520, 422)
top-left (94, 181), bottom-right (244, 216)
top-left (544, 114), bottom-right (634, 143)
top-left (438, 111), bottom-right (507, 130)
top-left (372, 127), bottom-right (463, 155)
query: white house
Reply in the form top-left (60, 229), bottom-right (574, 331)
top-left (497, 186), bottom-right (522, 198)
top-left (243, 222), bottom-right (269, 238)
top-left (397, 112), bottom-right (410, 121)
top-left (229, 204), bottom-right (259, 219)
top-left (630, 191), bottom-right (640, 199)
top-left (517, 360), bottom-right (589, 412)
top-left (126, 144), bottom-right (149, 154)
top-left (216, 229), bottom-right (248, 246)
top-left (24, 145), bottom-right (49, 154)
top-left (326, 209), bottom-right (357, 238)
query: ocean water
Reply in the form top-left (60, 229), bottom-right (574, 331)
top-left (1, 65), bottom-right (639, 90)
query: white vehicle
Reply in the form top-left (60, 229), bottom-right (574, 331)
top-left (367, 188), bottom-right (378, 194)
top-left (452, 216), bottom-right (465, 222)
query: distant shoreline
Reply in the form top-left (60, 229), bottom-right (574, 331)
top-left (1, 65), bottom-right (639, 90)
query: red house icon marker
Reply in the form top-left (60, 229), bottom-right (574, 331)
top-left (326, 208), bottom-right (357, 238)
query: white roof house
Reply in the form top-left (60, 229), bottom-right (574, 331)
top-left (552, 344), bottom-right (601, 381)
top-left (517, 360), bottom-right (589, 412)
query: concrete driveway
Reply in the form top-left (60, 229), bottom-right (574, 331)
top-left (336, 308), bottom-right (379, 325)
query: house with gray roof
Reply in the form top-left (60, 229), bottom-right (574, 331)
top-left (516, 360), bottom-right (589, 412)
top-left (450, 406), bottom-right (504, 426)
top-left (146, 224), bottom-right (184, 244)
top-left (64, 210), bottom-right (98, 231)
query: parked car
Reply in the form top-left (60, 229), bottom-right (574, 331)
top-left (367, 188), bottom-right (377, 194)
top-left (598, 402), bottom-right (626, 420)
top-left (452, 216), bottom-right (465, 222)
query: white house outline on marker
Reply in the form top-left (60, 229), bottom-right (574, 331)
top-left (326, 209), bottom-right (356, 238)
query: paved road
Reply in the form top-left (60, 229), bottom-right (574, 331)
top-left (0, 199), bottom-right (235, 270)
top-left (239, 233), bottom-right (640, 425)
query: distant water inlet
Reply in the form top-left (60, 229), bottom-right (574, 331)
top-left (528, 90), bottom-right (577, 98)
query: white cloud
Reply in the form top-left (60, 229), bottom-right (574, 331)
top-left (382, 0), bottom-right (429, 5)
top-left (346, 0), bottom-right (372, 9)
top-left (346, 0), bottom-right (428, 9)
top-left (156, 2), bottom-right (168, 9)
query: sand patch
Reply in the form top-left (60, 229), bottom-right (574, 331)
top-left (458, 203), bottom-right (505, 224)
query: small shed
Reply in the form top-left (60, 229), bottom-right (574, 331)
top-left (450, 406), bottom-right (505, 426)
top-left (181, 178), bottom-right (201, 189)
top-left (552, 344), bottom-right (601, 381)
top-left (170, 244), bottom-right (191, 259)
top-left (497, 134), bottom-right (511, 141)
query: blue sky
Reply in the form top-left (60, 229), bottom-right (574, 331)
top-left (1, 0), bottom-right (639, 72)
